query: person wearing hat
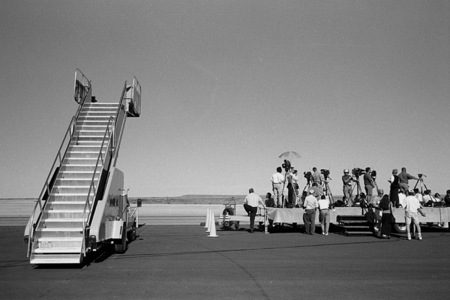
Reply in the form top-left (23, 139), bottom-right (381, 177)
top-left (342, 169), bottom-right (353, 206)
top-left (302, 189), bottom-right (318, 235)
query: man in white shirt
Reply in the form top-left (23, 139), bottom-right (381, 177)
top-left (243, 188), bottom-right (266, 233)
top-left (303, 189), bottom-right (318, 235)
top-left (398, 190), bottom-right (406, 208)
top-left (271, 167), bottom-right (285, 208)
top-left (404, 190), bottom-right (425, 240)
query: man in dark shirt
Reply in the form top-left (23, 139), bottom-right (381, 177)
top-left (363, 167), bottom-right (375, 204)
top-left (398, 167), bottom-right (419, 195)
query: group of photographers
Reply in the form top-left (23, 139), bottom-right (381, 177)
top-left (271, 163), bottom-right (449, 209)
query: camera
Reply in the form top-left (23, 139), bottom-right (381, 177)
top-left (303, 171), bottom-right (312, 183)
top-left (320, 169), bottom-right (330, 180)
top-left (282, 159), bottom-right (291, 172)
top-left (371, 170), bottom-right (377, 179)
top-left (352, 168), bottom-right (366, 177)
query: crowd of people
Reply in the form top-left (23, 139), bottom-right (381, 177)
top-left (241, 162), bottom-right (450, 238)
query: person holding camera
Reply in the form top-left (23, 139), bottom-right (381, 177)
top-left (363, 167), bottom-right (375, 204)
top-left (285, 168), bottom-right (296, 208)
top-left (342, 169), bottom-right (353, 206)
top-left (311, 167), bottom-right (323, 186)
top-left (388, 169), bottom-right (400, 208)
top-left (271, 167), bottom-right (285, 208)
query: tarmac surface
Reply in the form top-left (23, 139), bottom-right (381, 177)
top-left (2, 224), bottom-right (450, 300)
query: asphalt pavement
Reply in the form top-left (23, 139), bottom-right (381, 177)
top-left (1, 224), bottom-right (450, 300)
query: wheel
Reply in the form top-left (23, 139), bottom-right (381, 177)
top-left (394, 223), bottom-right (407, 234)
top-left (234, 221), bottom-right (240, 230)
top-left (127, 224), bottom-right (137, 241)
top-left (222, 207), bottom-right (235, 230)
top-left (114, 223), bottom-right (128, 254)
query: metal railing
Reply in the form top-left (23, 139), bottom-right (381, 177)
top-left (81, 116), bottom-right (114, 256)
top-left (74, 69), bottom-right (91, 104)
top-left (26, 70), bottom-right (92, 257)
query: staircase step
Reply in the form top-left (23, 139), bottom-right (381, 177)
top-left (36, 237), bottom-right (83, 249)
top-left (58, 171), bottom-right (101, 179)
top-left (64, 157), bottom-right (101, 164)
top-left (41, 218), bottom-right (84, 228)
top-left (46, 201), bottom-right (87, 210)
top-left (49, 194), bottom-right (93, 201)
top-left (30, 253), bottom-right (82, 264)
top-left (34, 247), bottom-right (82, 254)
top-left (55, 178), bottom-right (99, 186)
top-left (38, 227), bottom-right (83, 232)
top-left (60, 165), bottom-right (102, 172)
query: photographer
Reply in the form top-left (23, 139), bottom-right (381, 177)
top-left (342, 169), bottom-right (353, 206)
top-left (398, 167), bottom-right (419, 195)
top-left (270, 167), bottom-right (285, 208)
top-left (311, 167), bottom-right (323, 186)
top-left (363, 167), bottom-right (375, 204)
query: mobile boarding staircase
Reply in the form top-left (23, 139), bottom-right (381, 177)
top-left (24, 69), bottom-right (141, 264)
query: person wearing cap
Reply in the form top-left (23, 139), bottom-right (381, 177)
top-left (404, 189), bottom-right (425, 240)
top-left (302, 189), bottom-right (318, 235)
top-left (342, 169), bottom-right (353, 206)
top-left (243, 188), bottom-right (266, 233)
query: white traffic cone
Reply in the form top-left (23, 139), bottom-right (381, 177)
top-left (208, 211), bottom-right (218, 238)
top-left (204, 208), bottom-right (210, 229)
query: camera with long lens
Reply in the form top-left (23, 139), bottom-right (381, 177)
top-left (303, 171), bottom-right (312, 184)
top-left (282, 159), bottom-right (291, 172)
top-left (352, 168), bottom-right (366, 177)
top-left (321, 169), bottom-right (330, 180)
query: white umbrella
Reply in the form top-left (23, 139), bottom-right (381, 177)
top-left (278, 151), bottom-right (301, 160)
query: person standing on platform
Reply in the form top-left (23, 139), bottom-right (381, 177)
top-left (285, 168), bottom-right (295, 208)
top-left (311, 167), bottom-right (323, 186)
top-left (311, 182), bottom-right (323, 200)
top-left (398, 167), bottom-right (419, 195)
top-left (342, 169), bottom-right (353, 206)
top-left (364, 167), bottom-right (375, 204)
top-left (271, 167), bottom-right (285, 208)
top-left (243, 188), bottom-right (266, 233)
top-left (388, 169), bottom-right (400, 208)
top-left (303, 189), bottom-right (318, 235)
top-left (318, 195), bottom-right (331, 235)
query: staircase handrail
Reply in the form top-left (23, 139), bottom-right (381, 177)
top-left (111, 82), bottom-right (129, 167)
top-left (26, 69), bottom-right (93, 257)
top-left (74, 68), bottom-right (92, 104)
top-left (26, 116), bottom-right (76, 256)
top-left (81, 116), bottom-right (114, 255)
top-left (130, 77), bottom-right (141, 117)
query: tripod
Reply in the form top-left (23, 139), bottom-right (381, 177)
top-left (413, 175), bottom-right (428, 195)
top-left (323, 178), bottom-right (335, 207)
top-left (351, 175), bottom-right (363, 206)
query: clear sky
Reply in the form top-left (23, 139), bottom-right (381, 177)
top-left (1, 0), bottom-right (449, 198)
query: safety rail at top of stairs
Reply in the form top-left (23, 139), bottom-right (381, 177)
top-left (26, 70), bottom-right (92, 257)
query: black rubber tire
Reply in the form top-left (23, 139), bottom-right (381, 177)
top-left (114, 223), bottom-right (128, 254)
top-left (394, 223), bottom-right (407, 234)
